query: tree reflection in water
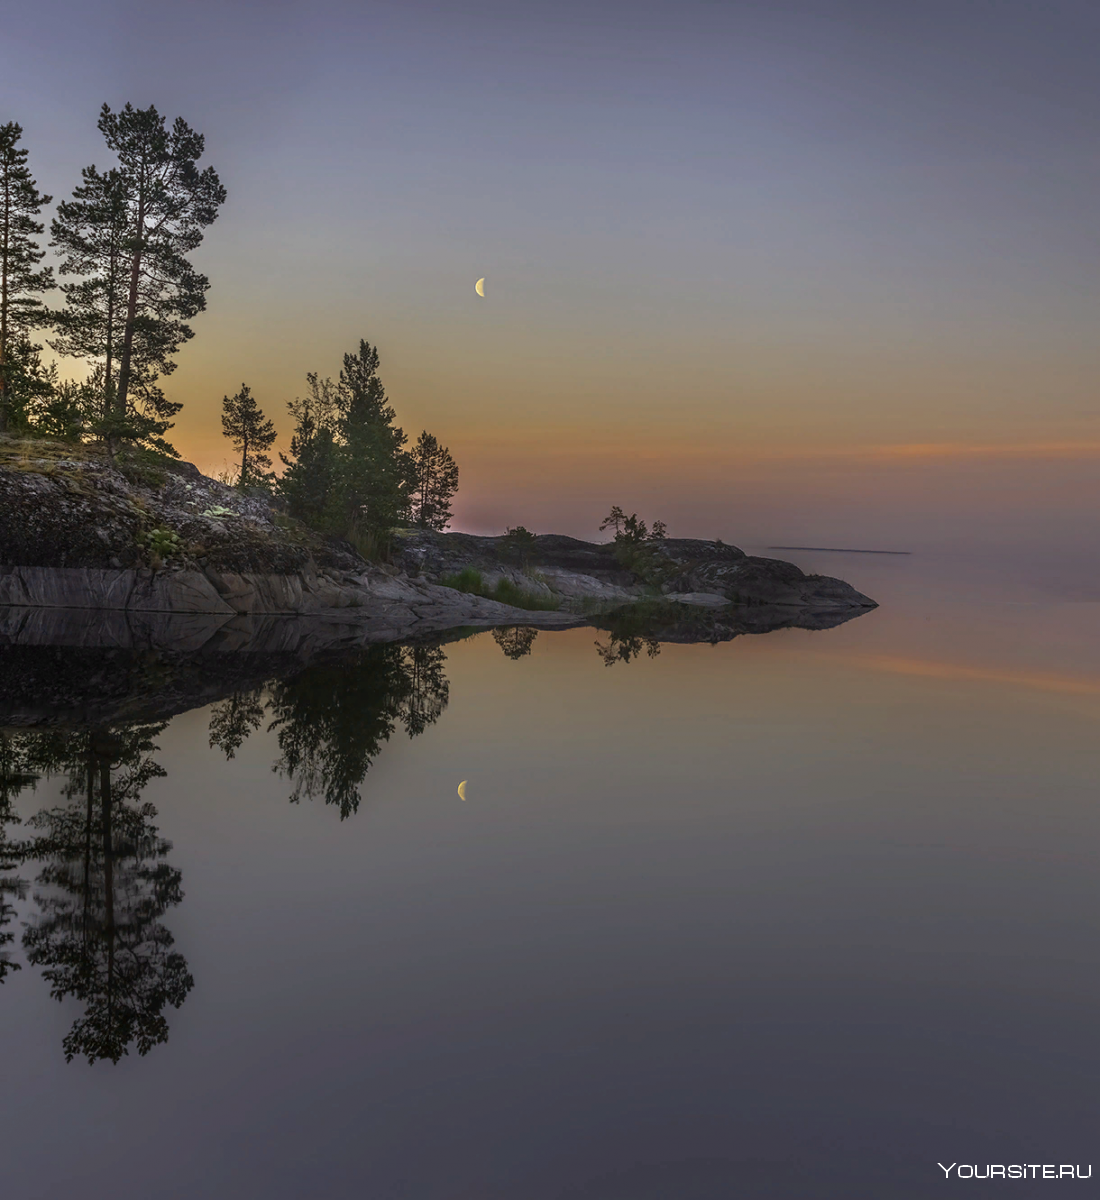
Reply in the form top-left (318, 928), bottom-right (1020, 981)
top-left (0, 638), bottom-right (453, 1061)
top-left (0, 733), bottom-right (33, 984)
top-left (18, 725), bottom-right (193, 1063)
top-left (492, 626), bottom-right (539, 660)
top-left (209, 640), bottom-right (451, 819)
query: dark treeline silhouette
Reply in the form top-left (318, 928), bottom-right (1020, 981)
top-left (264, 339), bottom-right (459, 552)
top-left (2, 108), bottom-right (459, 555)
top-left (1, 106), bottom-right (225, 452)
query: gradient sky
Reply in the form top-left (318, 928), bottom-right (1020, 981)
top-left (3, 0), bottom-right (1099, 547)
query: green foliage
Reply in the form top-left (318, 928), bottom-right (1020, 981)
top-left (142, 526), bottom-right (182, 563)
top-left (221, 382), bottom-right (277, 488)
top-left (491, 577), bottom-right (558, 610)
top-left (410, 430), bottom-right (459, 530)
top-left (346, 519), bottom-right (392, 564)
top-left (0, 122), bottom-right (54, 435)
top-left (439, 566), bottom-right (559, 611)
top-left (280, 387), bottom-right (343, 531)
top-left (88, 399), bottom-right (182, 458)
top-left (441, 566), bottom-right (485, 594)
top-left (0, 336), bottom-right (59, 433)
top-left (279, 341), bottom-right (423, 547)
top-left (29, 376), bottom-right (98, 441)
top-left (337, 340), bottom-right (412, 535)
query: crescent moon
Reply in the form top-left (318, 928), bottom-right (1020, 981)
top-left (475, 278), bottom-right (485, 298)
top-left (457, 780), bottom-right (467, 801)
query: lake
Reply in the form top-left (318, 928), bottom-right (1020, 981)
top-left (1, 547), bottom-right (1097, 1198)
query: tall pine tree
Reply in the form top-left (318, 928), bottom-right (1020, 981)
top-left (0, 122), bottom-right (54, 433)
top-left (337, 339), bottom-right (412, 538)
top-left (409, 431), bottom-right (459, 530)
top-left (52, 104), bottom-right (226, 451)
top-left (51, 166), bottom-right (129, 425)
top-left (221, 383), bottom-right (277, 488)
top-left (279, 341), bottom-right (417, 550)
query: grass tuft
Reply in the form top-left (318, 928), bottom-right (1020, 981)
top-left (439, 566), bottom-right (559, 611)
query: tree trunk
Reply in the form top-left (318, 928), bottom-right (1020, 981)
top-left (82, 753), bottom-right (95, 949)
top-left (114, 187), bottom-right (146, 445)
top-left (0, 171), bottom-right (10, 435)
top-left (100, 757), bottom-right (115, 1023)
top-left (104, 246), bottom-right (116, 425)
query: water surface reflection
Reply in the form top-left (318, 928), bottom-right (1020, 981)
top-left (0, 612), bottom-right (767, 1060)
top-left (3, 562), bottom-right (1095, 1198)
top-left (1, 638), bottom-right (461, 1058)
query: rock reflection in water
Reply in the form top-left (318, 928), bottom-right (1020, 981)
top-left (14, 725), bottom-right (193, 1063)
top-left (589, 598), bottom-right (858, 666)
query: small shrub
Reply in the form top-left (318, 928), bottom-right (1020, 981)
top-left (502, 525), bottom-right (537, 565)
top-left (599, 505), bottom-right (675, 586)
top-left (142, 527), bottom-right (182, 565)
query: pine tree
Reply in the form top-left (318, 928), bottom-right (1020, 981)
top-left (409, 430), bottom-right (459, 530)
top-left (0, 123), bottom-right (54, 434)
top-left (337, 339), bottom-right (412, 538)
top-left (50, 166), bottom-right (129, 424)
top-left (0, 335), bottom-right (57, 434)
top-left (52, 104), bottom-right (226, 451)
top-left (221, 383), bottom-right (277, 488)
top-left (279, 372), bottom-right (343, 530)
top-left (278, 341), bottom-right (416, 548)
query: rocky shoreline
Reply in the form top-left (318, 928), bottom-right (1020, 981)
top-left (0, 439), bottom-right (876, 642)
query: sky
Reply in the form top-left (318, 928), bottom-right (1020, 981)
top-left (3, 0), bottom-right (1099, 548)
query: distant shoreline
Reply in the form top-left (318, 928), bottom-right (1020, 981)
top-left (767, 546), bottom-right (912, 555)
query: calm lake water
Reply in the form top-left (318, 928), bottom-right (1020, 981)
top-left (1, 548), bottom-right (1098, 1198)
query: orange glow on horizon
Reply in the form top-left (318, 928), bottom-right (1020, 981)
top-left (830, 653), bottom-right (1100, 698)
